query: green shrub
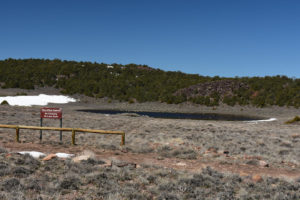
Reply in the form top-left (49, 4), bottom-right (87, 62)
top-left (128, 99), bottom-right (135, 104)
top-left (285, 116), bottom-right (300, 124)
top-left (0, 100), bottom-right (9, 105)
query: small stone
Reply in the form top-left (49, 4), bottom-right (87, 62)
top-left (207, 147), bottom-right (218, 153)
top-left (252, 174), bottom-right (263, 182)
top-left (136, 164), bottom-right (141, 168)
top-left (176, 162), bottom-right (187, 166)
top-left (42, 154), bottom-right (57, 161)
top-left (239, 172), bottom-right (249, 177)
top-left (259, 160), bottom-right (269, 167)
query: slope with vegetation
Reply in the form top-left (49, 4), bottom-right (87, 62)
top-left (0, 58), bottom-right (299, 107)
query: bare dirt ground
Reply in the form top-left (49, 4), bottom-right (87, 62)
top-left (0, 88), bottom-right (299, 199)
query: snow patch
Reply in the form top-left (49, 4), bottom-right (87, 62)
top-left (0, 94), bottom-right (76, 107)
top-left (18, 151), bottom-right (46, 158)
top-left (246, 118), bottom-right (277, 124)
top-left (18, 151), bottom-right (74, 159)
top-left (55, 153), bottom-right (75, 158)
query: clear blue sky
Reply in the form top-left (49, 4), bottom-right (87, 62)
top-left (1, 0), bottom-right (299, 77)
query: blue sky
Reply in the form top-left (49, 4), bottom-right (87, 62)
top-left (1, 0), bottom-right (299, 77)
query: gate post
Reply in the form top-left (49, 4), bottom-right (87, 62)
top-left (40, 118), bottom-right (43, 140)
top-left (16, 127), bottom-right (20, 142)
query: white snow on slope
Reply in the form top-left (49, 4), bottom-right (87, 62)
top-left (0, 94), bottom-right (76, 106)
top-left (19, 151), bottom-right (46, 158)
top-left (246, 118), bottom-right (277, 124)
top-left (18, 151), bottom-right (74, 158)
top-left (55, 153), bottom-right (74, 158)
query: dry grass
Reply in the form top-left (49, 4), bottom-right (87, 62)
top-left (0, 105), bottom-right (300, 199)
top-left (285, 116), bottom-right (300, 124)
top-left (0, 147), bottom-right (300, 199)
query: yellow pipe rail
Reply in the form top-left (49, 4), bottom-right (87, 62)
top-left (0, 124), bottom-right (125, 145)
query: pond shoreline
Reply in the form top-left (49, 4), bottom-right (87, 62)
top-left (77, 109), bottom-right (265, 121)
top-left (0, 87), bottom-right (298, 121)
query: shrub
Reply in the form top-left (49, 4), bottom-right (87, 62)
top-left (59, 176), bottom-right (81, 190)
top-left (128, 99), bottom-right (135, 104)
top-left (12, 166), bottom-right (33, 178)
top-left (285, 116), bottom-right (300, 124)
top-left (1, 178), bottom-right (22, 192)
top-left (0, 146), bottom-right (7, 153)
top-left (0, 100), bottom-right (9, 105)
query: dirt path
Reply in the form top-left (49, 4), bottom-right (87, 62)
top-left (2, 141), bottom-right (300, 181)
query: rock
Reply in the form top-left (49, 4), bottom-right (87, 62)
top-left (252, 174), bottom-right (263, 182)
top-left (42, 154), bottom-right (57, 161)
top-left (136, 164), bottom-right (141, 168)
top-left (176, 162), bottom-right (187, 166)
top-left (72, 150), bottom-right (95, 163)
top-left (174, 80), bottom-right (249, 100)
top-left (206, 147), bottom-right (218, 153)
top-left (239, 172), bottom-right (249, 177)
top-left (72, 155), bottom-right (90, 163)
top-left (259, 160), bottom-right (269, 167)
top-left (111, 158), bottom-right (136, 169)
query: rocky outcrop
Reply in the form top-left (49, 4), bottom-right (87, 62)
top-left (174, 80), bottom-right (249, 99)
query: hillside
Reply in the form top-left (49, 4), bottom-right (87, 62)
top-left (0, 58), bottom-right (299, 107)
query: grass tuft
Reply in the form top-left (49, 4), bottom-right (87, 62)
top-left (285, 116), bottom-right (300, 124)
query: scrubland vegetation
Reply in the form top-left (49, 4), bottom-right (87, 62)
top-left (0, 58), bottom-right (299, 107)
top-left (0, 148), bottom-right (299, 200)
top-left (0, 104), bottom-right (299, 199)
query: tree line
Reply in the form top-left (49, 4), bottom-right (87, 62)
top-left (0, 58), bottom-right (299, 108)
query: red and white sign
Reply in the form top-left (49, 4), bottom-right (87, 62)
top-left (40, 107), bottom-right (62, 119)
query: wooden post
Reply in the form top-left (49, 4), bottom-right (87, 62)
top-left (16, 128), bottom-right (20, 142)
top-left (0, 124), bottom-right (125, 146)
top-left (121, 132), bottom-right (125, 145)
top-left (40, 118), bottom-right (43, 140)
top-left (60, 118), bottom-right (62, 142)
top-left (72, 129), bottom-right (75, 145)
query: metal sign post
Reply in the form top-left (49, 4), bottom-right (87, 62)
top-left (40, 107), bottom-right (63, 141)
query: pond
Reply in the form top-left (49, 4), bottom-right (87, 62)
top-left (77, 109), bottom-right (264, 121)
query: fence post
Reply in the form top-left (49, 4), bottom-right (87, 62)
top-left (40, 118), bottom-right (43, 140)
top-left (121, 132), bottom-right (125, 145)
top-left (72, 129), bottom-right (76, 145)
top-left (60, 118), bottom-right (62, 142)
top-left (16, 127), bottom-right (20, 142)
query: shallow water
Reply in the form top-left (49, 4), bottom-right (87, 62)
top-left (77, 109), bottom-right (264, 121)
